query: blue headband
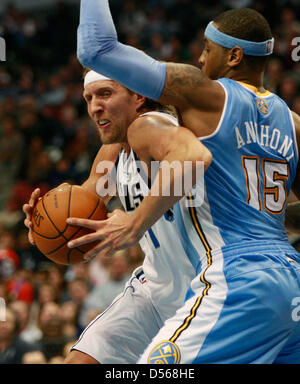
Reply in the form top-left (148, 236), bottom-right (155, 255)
top-left (204, 21), bottom-right (274, 56)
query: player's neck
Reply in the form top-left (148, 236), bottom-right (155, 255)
top-left (227, 70), bottom-right (265, 93)
top-left (121, 142), bottom-right (131, 154)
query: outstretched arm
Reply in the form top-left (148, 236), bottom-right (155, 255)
top-left (77, 0), bottom-right (166, 101)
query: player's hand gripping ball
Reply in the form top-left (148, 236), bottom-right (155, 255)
top-left (31, 185), bottom-right (107, 265)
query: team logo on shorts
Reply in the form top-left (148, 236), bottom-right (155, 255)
top-left (148, 341), bottom-right (181, 364)
top-left (256, 98), bottom-right (269, 114)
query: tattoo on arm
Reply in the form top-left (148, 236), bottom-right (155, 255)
top-left (163, 63), bottom-right (207, 102)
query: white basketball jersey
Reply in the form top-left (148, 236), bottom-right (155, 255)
top-left (116, 111), bottom-right (196, 321)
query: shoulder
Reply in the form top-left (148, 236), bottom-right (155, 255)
top-left (129, 111), bottom-right (178, 135)
top-left (127, 112), bottom-right (180, 159)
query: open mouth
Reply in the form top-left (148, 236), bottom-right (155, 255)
top-left (97, 119), bottom-right (111, 129)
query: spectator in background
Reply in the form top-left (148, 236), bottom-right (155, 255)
top-left (58, 103), bottom-right (79, 145)
top-left (60, 301), bottom-right (80, 339)
top-left (0, 116), bottom-right (25, 210)
top-left (48, 156), bottom-right (76, 188)
top-left (293, 96), bottom-right (300, 116)
top-left (18, 94), bottom-right (37, 115)
top-left (36, 301), bottom-right (72, 361)
top-left (37, 283), bottom-right (58, 306)
top-left (146, 33), bottom-right (170, 60)
top-left (9, 300), bottom-right (42, 344)
top-left (6, 269), bottom-right (35, 305)
top-left (0, 116), bottom-right (24, 175)
top-left (66, 278), bottom-right (90, 330)
top-left (41, 74), bottom-right (66, 107)
top-left (264, 58), bottom-right (283, 93)
top-left (48, 355), bottom-right (64, 364)
top-left (118, 0), bottom-right (147, 37)
top-left (84, 252), bottom-right (131, 316)
top-left (88, 254), bottom-right (111, 288)
top-left (15, 228), bottom-right (45, 272)
top-left (7, 163), bottom-right (50, 212)
top-left (18, 112), bottom-right (41, 147)
top-left (279, 76), bottom-right (299, 108)
top-left (22, 350), bottom-right (47, 364)
top-left (0, 308), bottom-right (37, 364)
top-left (47, 265), bottom-right (68, 303)
top-left (23, 136), bottom-right (44, 173)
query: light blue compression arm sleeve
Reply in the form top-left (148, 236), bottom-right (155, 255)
top-left (77, 0), bottom-right (167, 100)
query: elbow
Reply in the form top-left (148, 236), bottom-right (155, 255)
top-left (77, 25), bottom-right (116, 69)
top-left (202, 147), bottom-right (213, 171)
top-left (192, 144), bottom-right (212, 172)
top-left (77, 26), bottom-right (96, 68)
top-left (77, 49), bottom-right (92, 69)
top-left (77, 25), bottom-right (99, 68)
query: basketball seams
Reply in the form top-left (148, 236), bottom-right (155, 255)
top-left (41, 193), bottom-right (69, 241)
top-left (68, 197), bottom-right (102, 264)
top-left (67, 248), bottom-right (83, 265)
top-left (46, 196), bottom-right (101, 264)
top-left (33, 184), bottom-right (106, 265)
top-left (32, 229), bottom-right (63, 240)
top-left (38, 185), bottom-right (74, 241)
top-left (44, 226), bottom-right (86, 256)
top-left (76, 198), bottom-right (103, 255)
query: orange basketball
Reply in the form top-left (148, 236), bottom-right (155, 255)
top-left (31, 184), bottom-right (107, 265)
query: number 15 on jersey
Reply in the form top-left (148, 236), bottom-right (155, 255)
top-left (242, 156), bottom-right (289, 215)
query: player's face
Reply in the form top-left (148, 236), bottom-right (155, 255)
top-left (199, 37), bottom-right (228, 80)
top-left (84, 80), bottom-right (140, 144)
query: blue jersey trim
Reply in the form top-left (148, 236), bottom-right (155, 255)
top-left (173, 203), bottom-right (201, 272)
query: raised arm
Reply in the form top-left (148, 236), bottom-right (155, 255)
top-left (77, 0), bottom-right (166, 101)
top-left (77, 0), bottom-right (223, 111)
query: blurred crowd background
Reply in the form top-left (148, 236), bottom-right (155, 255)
top-left (0, 0), bottom-right (299, 364)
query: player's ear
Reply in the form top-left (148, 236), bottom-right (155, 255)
top-left (227, 46), bottom-right (243, 68)
top-left (134, 93), bottom-right (146, 111)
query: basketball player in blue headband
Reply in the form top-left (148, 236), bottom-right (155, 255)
top-left (204, 21), bottom-right (274, 57)
top-left (76, 3), bottom-right (300, 363)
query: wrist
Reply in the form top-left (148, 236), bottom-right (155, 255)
top-left (130, 209), bottom-right (149, 239)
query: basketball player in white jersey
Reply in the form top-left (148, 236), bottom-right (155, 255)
top-left (23, 69), bottom-right (212, 363)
